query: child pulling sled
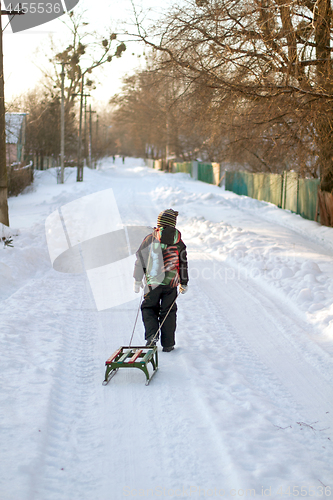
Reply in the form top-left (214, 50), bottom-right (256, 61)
top-left (133, 209), bottom-right (189, 352)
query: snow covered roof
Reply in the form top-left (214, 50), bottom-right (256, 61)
top-left (5, 113), bottom-right (26, 144)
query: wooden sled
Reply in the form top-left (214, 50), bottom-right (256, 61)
top-left (103, 346), bottom-right (158, 386)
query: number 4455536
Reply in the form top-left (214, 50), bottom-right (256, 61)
top-left (6, 3), bottom-right (62, 14)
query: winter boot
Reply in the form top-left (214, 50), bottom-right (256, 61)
top-left (145, 336), bottom-right (157, 347)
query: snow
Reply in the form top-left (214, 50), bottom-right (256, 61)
top-left (1, 157), bottom-right (333, 500)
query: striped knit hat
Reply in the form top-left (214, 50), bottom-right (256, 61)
top-left (157, 209), bottom-right (178, 228)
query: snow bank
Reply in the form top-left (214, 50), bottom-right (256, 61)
top-left (151, 179), bottom-right (333, 337)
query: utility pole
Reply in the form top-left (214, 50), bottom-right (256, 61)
top-left (0, 5), bottom-right (24, 226)
top-left (60, 63), bottom-right (65, 184)
top-left (88, 104), bottom-right (96, 168)
top-left (59, 61), bottom-right (72, 183)
top-left (84, 93), bottom-right (87, 162)
top-left (165, 117), bottom-right (170, 172)
top-left (96, 113), bottom-right (99, 163)
top-left (77, 74), bottom-right (84, 182)
top-left (73, 76), bottom-right (90, 182)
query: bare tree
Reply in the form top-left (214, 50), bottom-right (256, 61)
top-left (110, 67), bottom-right (170, 159)
top-left (40, 10), bottom-right (126, 179)
top-left (109, 53), bottom-right (314, 171)
top-left (130, 0), bottom-right (333, 187)
top-left (40, 11), bottom-right (126, 109)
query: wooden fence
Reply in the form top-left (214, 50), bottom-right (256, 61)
top-left (7, 162), bottom-right (34, 197)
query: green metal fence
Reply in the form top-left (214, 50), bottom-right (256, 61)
top-left (225, 171), bottom-right (252, 196)
top-left (150, 160), bottom-right (220, 185)
top-left (225, 170), bottom-right (319, 222)
top-left (173, 162), bottom-right (192, 175)
top-left (147, 159), bottom-right (320, 223)
top-left (172, 162), bottom-right (216, 184)
top-left (197, 163), bottom-right (214, 184)
top-left (254, 173), bottom-right (283, 206)
top-left (282, 171), bottom-right (298, 213)
top-left (297, 178), bottom-right (320, 221)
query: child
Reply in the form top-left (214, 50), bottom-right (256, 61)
top-left (133, 209), bottom-right (188, 351)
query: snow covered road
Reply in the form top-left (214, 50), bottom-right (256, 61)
top-left (1, 158), bottom-right (332, 500)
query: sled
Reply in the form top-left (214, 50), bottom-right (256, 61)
top-left (102, 346), bottom-right (158, 386)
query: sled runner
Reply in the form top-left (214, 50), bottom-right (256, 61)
top-left (102, 346), bottom-right (158, 386)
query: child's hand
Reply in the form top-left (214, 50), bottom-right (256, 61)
top-left (134, 280), bottom-right (143, 293)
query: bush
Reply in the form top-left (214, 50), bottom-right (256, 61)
top-left (7, 164), bottom-right (33, 197)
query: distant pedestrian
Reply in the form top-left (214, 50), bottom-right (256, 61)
top-left (113, 155), bottom-right (115, 163)
top-left (133, 209), bottom-right (188, 351)
top-left (122, 156), bottom-right (125, 164)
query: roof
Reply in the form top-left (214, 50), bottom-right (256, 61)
top-left (5, 113), bottom-right (26, 144)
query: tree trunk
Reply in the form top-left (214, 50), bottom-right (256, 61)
top-left (317, 113), bottom-right (333, 192)
top-left (314, 0), bottom-right (333, 192)
top-left (0, 14), bottom-right (9, 226)
top-left (315, 0), bottom-right (332, 89)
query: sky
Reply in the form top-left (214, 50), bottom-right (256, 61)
top-left (2, 0), bottom-right (169, 106)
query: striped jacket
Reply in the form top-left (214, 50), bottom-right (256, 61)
top-left (133, 226), bottom-right (188, 288)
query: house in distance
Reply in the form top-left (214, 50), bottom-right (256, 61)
top-left (5, 113), bottom-right (27, 167)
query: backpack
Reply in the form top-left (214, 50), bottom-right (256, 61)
top-left (146, 227), bottom-right (181, 287)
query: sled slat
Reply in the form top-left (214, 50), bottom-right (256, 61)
top-left (141, 349), bottom-right (154, 363)
top-left (105, 348), bottom-right (122, 365)
top-left (117, 350), bottom-right (132, 363)
top-left (128, 349), bottom-right (143, 364)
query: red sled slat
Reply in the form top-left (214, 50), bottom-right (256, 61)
top-left (105, 348), bottom-right (122, 365)
top-left (128, 349), bottom-right (143, 364)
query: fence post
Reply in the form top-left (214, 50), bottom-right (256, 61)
top-left (315, 186), bottom-right (319, 222)
top-left (212, 163), bottom-right (220, 185)
top-left (191, 161), bottom-right (198, 180)
top-left (281, 171), bottom-right (286, 209)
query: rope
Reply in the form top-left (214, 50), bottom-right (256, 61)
top-left (128, 287), bottom-right (144, 347)
top-left (149, 292), bottom-right (179, 345)
top-left (129, 289), bottom-right (179, 348)
top-left (3, 15), bottom-right (15, 32)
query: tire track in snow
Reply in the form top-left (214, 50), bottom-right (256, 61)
top-left (98, 293), bottom-right (245, 496)
top-left (188, 251), bottom-right (333, 426)
top-left (182, 263), bottom-right (307, 419)
top-left (176, 273), bottom-right (302, 491)
top-left (101, 332), bottom-right (244, 498)
top-left (179, 251), bottom-right (333, 489)
top-left (30, 275), bottom-right (104, 500)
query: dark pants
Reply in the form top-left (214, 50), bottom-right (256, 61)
top-left (141, 285), bottom-right (178, 348)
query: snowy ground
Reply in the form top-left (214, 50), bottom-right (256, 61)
top-left (1, 157), bottom-right (333, 500)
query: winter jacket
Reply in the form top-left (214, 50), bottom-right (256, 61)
top-left (133, 226), bottom-right (188, 288)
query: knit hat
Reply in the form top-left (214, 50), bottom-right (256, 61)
top-left (157, 208), bottom-right (178, 228)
